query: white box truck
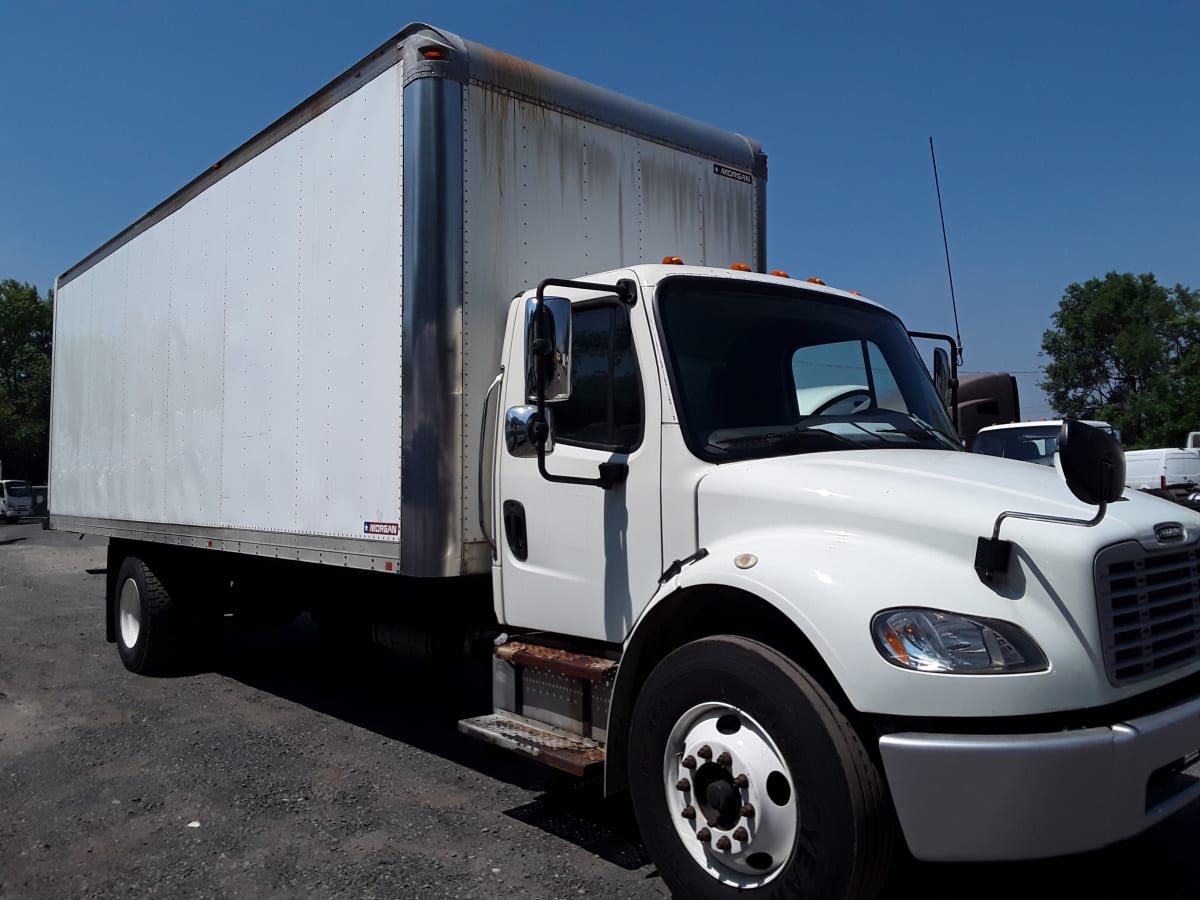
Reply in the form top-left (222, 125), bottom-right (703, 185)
top-left (0, 478), bottom-right (33, 522)
top-left (50, 23), bottom-right (1200, 900)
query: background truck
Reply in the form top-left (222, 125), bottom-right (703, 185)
top-left (971, 418), bottom-right (1118, 464)
top-left (50, 23), bottom-right (1200, 900)
top-left (0, 478), bottom-right (33, 522)
top-left (954, 370), bottom-right (1020, 445)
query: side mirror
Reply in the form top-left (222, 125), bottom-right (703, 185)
top-left (932, 347), bottom-right (951, 410)
top-left (524, 296), bottom-right (572, 403)
top-left (1057, 420), bottom-right (1125, 505)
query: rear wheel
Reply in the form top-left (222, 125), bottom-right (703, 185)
top-left (113, 555), bottom-right (187, 675)
top-left (628, 635), bottom-right (895, 900)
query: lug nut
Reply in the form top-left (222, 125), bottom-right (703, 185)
top-left (696, 827), bottom-right (712, 843)
top-left (716, 751), bottom-right (732, 767)
top-left (733, 826), bottom-right (749, 842)
top-left (697, 745), bottom-right (713, 760)
top-left (716, 835), bottom-right (731, 851)
top-left (681, 805), bottom-right (697, 820)
top-left (733, 773), bottom-right (749, 789)
top-left (676, 778), bottom-right (691, 792)
top-left (740, 803), bottom-right (756, 819)
top-left (682, 755), bottom-right (697, 770)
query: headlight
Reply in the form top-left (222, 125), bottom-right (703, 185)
top-left (871, 608), bottom-right (1048, 674)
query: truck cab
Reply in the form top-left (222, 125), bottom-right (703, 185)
top-left (469, 262), bottom-right (1200, 897)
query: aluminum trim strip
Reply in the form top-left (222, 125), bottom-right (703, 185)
top-left (49, 515), bottom-right (401, 573)
top-left (400, 73), bottom-right (465, 576)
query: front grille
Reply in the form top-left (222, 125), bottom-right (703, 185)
top-left (1095, 540), bottom-right (1200, 684)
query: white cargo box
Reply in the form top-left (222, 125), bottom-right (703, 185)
top-left (50, 23), bottom-right (766, 577)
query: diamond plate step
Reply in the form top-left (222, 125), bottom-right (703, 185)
top-left (458, 711), bottom-right (605, 777)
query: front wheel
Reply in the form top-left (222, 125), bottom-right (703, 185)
top-left (628, 636), bottom-right (896, 900)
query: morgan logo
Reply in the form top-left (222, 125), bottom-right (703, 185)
top-left (364, 521), bottom-right (399, 536)
top-left (1155, 523), bottom-right (1185, 543)
top-left (713, 163), bottom-right (753, 184)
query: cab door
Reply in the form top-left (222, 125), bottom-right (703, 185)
top-left (496, 289), bottom-right (663, 644)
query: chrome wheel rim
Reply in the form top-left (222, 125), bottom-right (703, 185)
top-left (662, 702), bottom-right (797, 888)
top-left (119, 578), bottom-right (141, 649)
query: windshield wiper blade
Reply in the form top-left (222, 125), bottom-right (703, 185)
top-left (708, 427), bottom-right (861, 451)
top-left (884, 414), bottom-right (962, 448)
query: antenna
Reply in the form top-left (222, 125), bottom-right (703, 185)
top-left (929, 137), bottom-right (963, 365)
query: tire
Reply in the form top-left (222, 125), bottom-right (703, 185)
top-left (628, 636), bottom-right (896, 900)
top-left (113, 555), bottom-right (187, 675)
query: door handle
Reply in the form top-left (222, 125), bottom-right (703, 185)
top-left (502, 500), bottom-right (528, 561)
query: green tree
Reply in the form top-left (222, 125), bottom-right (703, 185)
top-left (0, 280), bottom-right (53, 481)
top-left (1039, 272), bottom-right (1200, 449)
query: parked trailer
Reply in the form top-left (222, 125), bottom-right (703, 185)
top-left (51, 23), bottom-right (1200, 900)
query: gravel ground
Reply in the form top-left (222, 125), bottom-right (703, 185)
top-left (3, 522), bottom-right (1200, 900)
top-left (0, 524), bottom-right (665, 899)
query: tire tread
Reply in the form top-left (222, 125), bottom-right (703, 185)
top-left (629, 634), bottom-right (896, 900)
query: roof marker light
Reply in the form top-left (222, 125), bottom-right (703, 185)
top-left (806, 277), bottom-right (826, 285)
top-left (770, 270), bottom-right (789, 278)
top-left (662, 256), bottom-right (684, 265)
top-left (420, 47), bottom-right (448, 60)
top-left (731, 262), bottom-right (752, 271)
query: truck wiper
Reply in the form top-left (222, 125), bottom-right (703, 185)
top-left (879, 413), bottom-right (962, 449)
top-left (708, 427), bottom-right (861, 452)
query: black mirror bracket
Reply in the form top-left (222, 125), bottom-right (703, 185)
top-left (615, 278), bottom-right (638, 307)
top-left (975, 502), bottom-right (1108, 583)
top-left (529, 417), bottom-right (629, 491)
top-left (529, 274), bottom-right (638, 491)
top-left (909, 330), bottom-right (960, 432)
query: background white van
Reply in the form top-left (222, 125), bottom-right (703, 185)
top-left (1124, 448), bottom-right (1200, 498)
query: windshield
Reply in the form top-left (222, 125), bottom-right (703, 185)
top-left (3, 481), bottom-right (30, 498)
top-left (657, 277), bottom-right (962, 462)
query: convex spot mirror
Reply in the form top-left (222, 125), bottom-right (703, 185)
top-left (1058, 420), bottom-right (1125, 505)
top-left (524, 296), bottom-right (572, 403)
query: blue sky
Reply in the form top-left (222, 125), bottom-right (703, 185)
top-left (3, 1), bottom-right (1197, 419)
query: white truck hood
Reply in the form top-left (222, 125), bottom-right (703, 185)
top-left (695, 448), bottom-right (1194, 556)
top-left (692, 448), bottom-right (1200, 713)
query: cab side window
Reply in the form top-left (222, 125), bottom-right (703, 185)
top-left (552, 302), bottom-right (642, 452)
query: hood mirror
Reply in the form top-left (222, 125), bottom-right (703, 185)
top-left (975, 420), bottom-right (1125, 584)
top-left (1057, 420), bottom-right (1125, 505)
